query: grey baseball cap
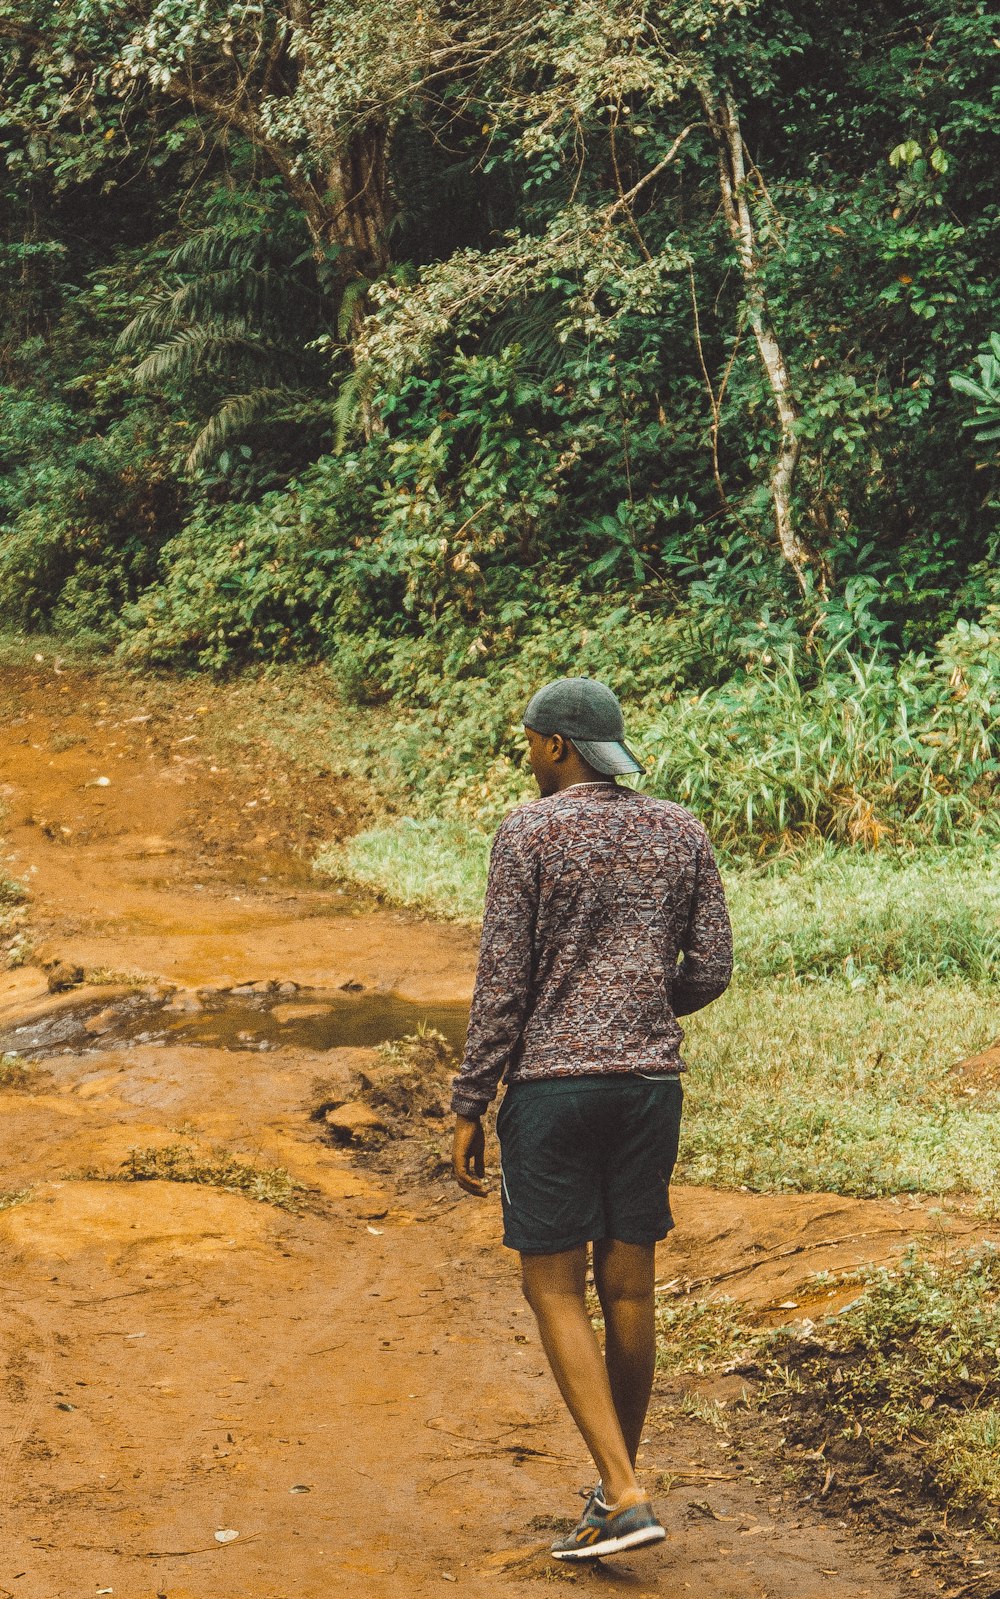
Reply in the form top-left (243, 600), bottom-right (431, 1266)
top-left (523, 677), bottom-right (644, 776)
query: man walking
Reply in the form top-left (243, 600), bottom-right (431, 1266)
top-left (451, 676), bottom-right (732, 1562)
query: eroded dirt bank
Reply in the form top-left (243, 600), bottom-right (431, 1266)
top-left (0, 662), bottom-right (994, 1599)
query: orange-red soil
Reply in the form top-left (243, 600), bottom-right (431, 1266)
top-left (0, 663), bottom-right (989, 1598)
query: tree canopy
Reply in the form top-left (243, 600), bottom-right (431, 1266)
top-left (1, 0), bottom-right (998, 674)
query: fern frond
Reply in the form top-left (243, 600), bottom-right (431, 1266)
top-left (118, 182), bottom-right (332, 475)
top-left (115, 295), bottom-right (176, 353)
top-left (133, 324), bottom-right (276, 385)
top-left (332, 364), bottom-right (376, 451)
top-left (170, 227), bottom-right (268, 278)
top-left (337, 278), bottom-right (370, 342)
top-left (186, 387), bottom-right (330, 470)
top-left (481, 288), bottom-right (582, 378)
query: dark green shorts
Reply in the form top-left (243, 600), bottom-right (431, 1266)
top-left (495, 1074), bottom-right (683, 1255)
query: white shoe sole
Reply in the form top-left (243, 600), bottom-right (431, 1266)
top-left (552, 1523), bottom-right (666, 1561)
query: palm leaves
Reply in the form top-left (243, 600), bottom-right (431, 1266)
top-left (181, 387), bottom-right (334, 472)
top-left (117, 186), bottom-right (334, 474)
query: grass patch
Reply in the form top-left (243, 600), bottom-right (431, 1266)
top-left (730, 846), bottom-right (999, 985)
top-left (0, 1055), bottom-right (38, 1091)
top-left (0, 874), bottom-right (28, 908)
top-left (0, 1188), bottom-right (32, 1212)
top-left (48, 730), bottom-right (86, 753)
top-left (316, 814), bottom-right (999, 986)
top-left (759, 1246), bottom-right (1000, 1530)
top-left (85, 967), bottom-right (147, 987)
top-left (0, 631), bottom-right (103, 669)
top-left (655, 1294), bottom-right (755, 1378)
top-left (316, 816), bottom-right (490, 920)
top-left (4, 932), bottom-right (34, 967)
top-left (117, 1143), bottom-right (315, 1212)
top-left (655, 1250), bottom-right (1000, 1532)
top-left (675, 1391), bottom-right (732, 1431)
top-left (1, 794), bottom-right (30, 969)
top-left (681, 981), bottom-right (998, 1197)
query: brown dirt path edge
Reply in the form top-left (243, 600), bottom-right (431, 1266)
top-left (0, 661), bottom-right (977, 1599)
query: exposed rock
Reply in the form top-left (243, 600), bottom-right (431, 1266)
top-left (143, 984), bottom-right (176, 1002)
top-left (323, 1101), bottom-right (387, 1143)
top-left (84, 1007), bottom-right (118, 1035)
top-left (46, 962), bottom-right (84, 993)
top-left (164, 991), bottom-right (203, 1013)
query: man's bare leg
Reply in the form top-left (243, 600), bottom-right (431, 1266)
top-left (520, 1247), bottom-right (645, 1507)
top-left (593, 1238), bottom-right (657, 1464)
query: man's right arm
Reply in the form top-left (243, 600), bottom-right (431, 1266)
top-left (450, 819), bottom-right (537, 1122)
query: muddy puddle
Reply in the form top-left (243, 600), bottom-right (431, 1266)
top-left (0, 987), bottom-right (470, 1059)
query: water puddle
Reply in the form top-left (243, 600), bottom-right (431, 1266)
top-left (0, 987), bottom-right (469, 1060)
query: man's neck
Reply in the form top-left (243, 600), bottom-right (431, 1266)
top-left (550, 767), bottom-right (616, 794)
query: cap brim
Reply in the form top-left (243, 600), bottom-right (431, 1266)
top-left (571, 738), bottom-right (644, 776)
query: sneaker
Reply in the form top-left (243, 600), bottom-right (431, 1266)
top-left (578, 1480), bottom-right (608, 1516)
top-left (551, 1495), bottom-right (666, 1562)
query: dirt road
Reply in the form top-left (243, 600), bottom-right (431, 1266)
top-left (0, 662), bottom-right (985, 1598)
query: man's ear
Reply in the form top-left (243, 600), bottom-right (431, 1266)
top-left (549, 733), bottom-right (569, 763)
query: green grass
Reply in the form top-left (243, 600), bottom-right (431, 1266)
top-left (680, 981), bottom-right (997, 1196)
top-left (729, 846), bottom-right (1000, 985)
top-left (0, 1188), bottom-right (32, 1212)
top-left (0, 631), bottom-right (104, 668)
top-left (315, 816), bottom-right (491, 920)
top-left (320, 819), bottom-right (1000, 985)
top-left (116, 1144), bottom-right (316, 1212)
top-left (760, 1246), bottom-right (1000, 1529)
top-left (655, 1294), bottom-right (754, 1378)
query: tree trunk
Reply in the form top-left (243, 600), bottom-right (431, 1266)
top-left (700, 85), bottom-right (822, 595)
top-left (245, 112), bottom-right (391, 440)
top-left (324, 122), bottom-right (391, 270)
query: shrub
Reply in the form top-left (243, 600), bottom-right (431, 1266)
top-left (118, 455), bottom-right (377, 669)
top-left (640, 622), bottom-right (1000, 848)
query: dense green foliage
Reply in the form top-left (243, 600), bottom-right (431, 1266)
top-left (2, 0), bottom-right (999, 839)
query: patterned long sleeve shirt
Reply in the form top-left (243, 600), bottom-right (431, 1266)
top-left (451, 784), bottom-right (733, 1120)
